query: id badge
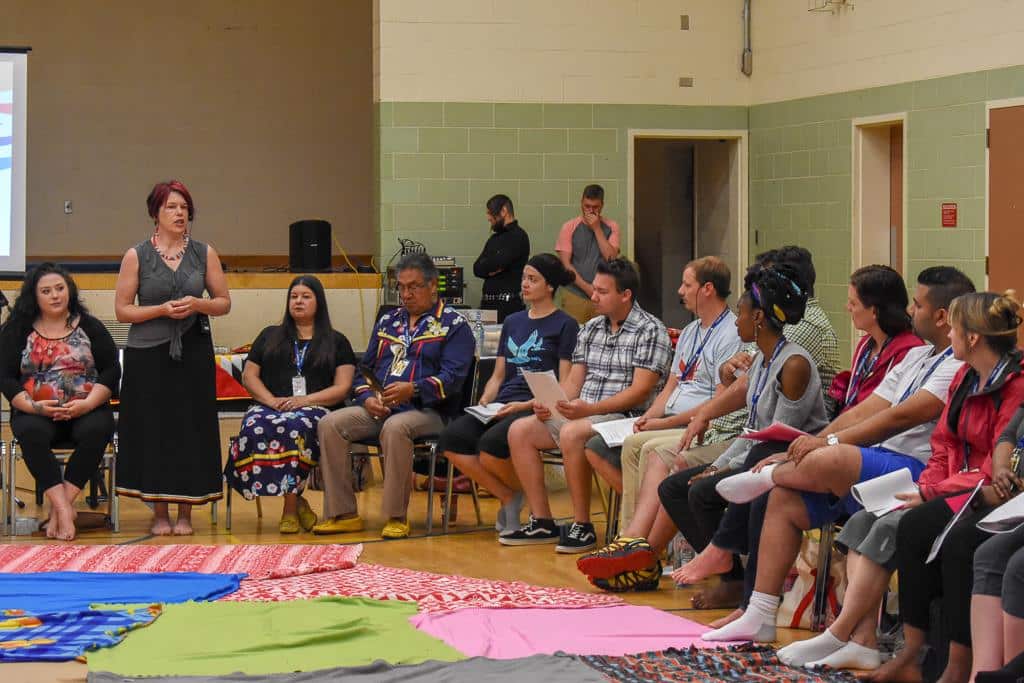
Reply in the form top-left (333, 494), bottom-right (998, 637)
top-left (292, 375), bottom-right (307, 396)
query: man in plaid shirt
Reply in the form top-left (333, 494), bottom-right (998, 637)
top-left (501, 258), bottom-right (672, 553)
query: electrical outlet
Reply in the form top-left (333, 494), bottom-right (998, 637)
top-left (680, 15), bottom-right (690, 30)
top-left (63, 200), bottom-right (73, 214)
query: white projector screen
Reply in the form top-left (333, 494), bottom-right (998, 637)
top-left (0, 49), bottom-right (27, 276)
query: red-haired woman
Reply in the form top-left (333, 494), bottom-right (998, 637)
top-left (114, 180), bottom-right (231, 536)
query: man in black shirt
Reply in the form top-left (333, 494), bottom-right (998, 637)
top-left (473, 194), bottom-right (530, 321)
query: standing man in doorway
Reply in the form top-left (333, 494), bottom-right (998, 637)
top-left (473, 194), bottom-right (530, 322)
top-left (556, 185), bottom-right (620, 324)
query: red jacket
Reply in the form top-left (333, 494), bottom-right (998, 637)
top-left (918, 352), bottom-right (1024, 500)
top-left (831, 330), bottom-right (924, 412)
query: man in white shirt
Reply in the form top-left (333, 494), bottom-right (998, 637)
top-left (585, 256), bottom-right (742, 531)
top-left (705, 266), bottom-right (976, 646)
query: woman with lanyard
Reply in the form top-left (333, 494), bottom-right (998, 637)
top-left (224, 276), bottom-right (356, 533)
top-left (586, 264), bottom-right (828, 593)
top-left (832, 265), bottom-right (923, 417)
top-left (866, 291), bottom-right (1024, 683)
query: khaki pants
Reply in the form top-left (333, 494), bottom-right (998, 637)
top-left (618, 433), bottom-right (732, 530)
top-left (560, 289), bottom-right (596, 324)
top-left (317, 405), bottom-right (444, 520)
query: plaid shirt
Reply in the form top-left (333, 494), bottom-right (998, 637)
top-left (703, 297), bottom-right (841, 444)
top-left (573, 303), bottom-right (672, 412)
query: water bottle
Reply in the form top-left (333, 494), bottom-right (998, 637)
top-left (671, 533), bottom-right (697, 587)
top-left (472, 312), bottom-right (485, 356)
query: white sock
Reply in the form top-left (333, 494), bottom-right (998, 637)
top-left (807, 640), bottom-right (881, 670)
top-left (715, 465), bottom-right (777, 504)
top-left (702, 591), bottom-right (778, 642)
top-left (777, 628), bottom-right (845, 666)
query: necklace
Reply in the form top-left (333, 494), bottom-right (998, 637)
top-left (151, 233), bottom-right (189, 261)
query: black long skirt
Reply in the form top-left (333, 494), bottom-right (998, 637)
top-left (116, 322), bottom-right (223, 504)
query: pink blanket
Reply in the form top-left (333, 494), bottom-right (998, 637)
top-left (0, 543), bottom-right (363, 580)
top-left (410, 605), bottom-right (729, 657)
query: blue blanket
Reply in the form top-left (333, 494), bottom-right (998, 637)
top-left (0, 572), bottom-right (244, 612)
top-left (0, 605), bottom-right (161, 662)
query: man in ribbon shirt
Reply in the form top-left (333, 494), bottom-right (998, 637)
top-left (313, 252), bottom-right (474, 540)
top-left (697, 266), bottom-right (976, 646)
top-left (584, 256), bottom-right (742, 533)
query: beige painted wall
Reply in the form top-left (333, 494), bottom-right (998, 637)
top-left (378, 0), bottom-right (752, 104)
top-left (752, 0), bottom-right (1024, 103)
top-left (695, 139), bottom-right (740, 295)
top-left (5, 0), bottom-right (375, 257)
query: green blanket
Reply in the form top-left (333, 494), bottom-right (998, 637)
top-left (87, 598), bottom-right (463, 676)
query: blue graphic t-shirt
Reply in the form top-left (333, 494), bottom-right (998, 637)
top-left (496, 309), bottom-right (579, 403)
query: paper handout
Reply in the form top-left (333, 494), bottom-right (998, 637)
top-left (523, 370), bottom-right (569, 429)
top-left (977, 493), bottom-right (1024, 534)
top-left (851, 468), bottom-right (919, 516)
top-left (927, 480), bottom-right (984, 563)
top-left (464, 402), bottom-right (506, 424)
top-left (739, 422), bottom-right (810, 443)
top-left (592, 418), bottom-right (639, 448)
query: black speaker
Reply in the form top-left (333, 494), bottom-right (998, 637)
top-left (289, 220), bottom-right (332, 272)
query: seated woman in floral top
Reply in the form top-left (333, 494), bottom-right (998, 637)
top-left (0, 263), bottom-right (120, 540)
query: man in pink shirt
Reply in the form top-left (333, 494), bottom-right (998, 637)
top-left (556, 185), bottom-right (621, 323)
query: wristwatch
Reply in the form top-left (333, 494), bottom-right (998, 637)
top-left (826, 433), bottom-right (840, 447)
top-left (412, 383), bottom-right (421, 398)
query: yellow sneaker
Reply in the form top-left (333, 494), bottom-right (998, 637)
top-left (279, 514), bottom-right (300, 534)
top-left (381, 519), bottom-right (411, 539)
top-left (312, 515), bottom-right (364, 535)
top-left (296, 495), bottom-right (317, 531)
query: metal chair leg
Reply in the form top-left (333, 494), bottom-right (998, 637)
top-left (469, 478), bottom-right (482, 527)
top-left (111, 435), bottom-right (119, 533)
top-left (210, 500), bottom-right (218, 524)
top-left (443, 457), bottom-right (456, 535)
top-left (425, 444), bottom-right (436, 536)
top-left (225, 481), bottom-right (233, 531)
top-left (256, 496), bottom-right (263, 518)
top-left (811, 523), bottom-right (836, 632)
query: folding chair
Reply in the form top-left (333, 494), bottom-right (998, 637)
top-left (540, 448), bottom-right (620, 544)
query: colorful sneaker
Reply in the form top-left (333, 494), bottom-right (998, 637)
top-left (498, 516), bottom-right (559, 545)
top-left (590, 561), bottom-right (664, 592)
top-left (555, 521), bottom-right (598, 554)
top-left (576, 537), bottom-right (658, 579)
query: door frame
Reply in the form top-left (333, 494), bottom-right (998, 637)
top-left (850, 113), bottom-right (908, 274)
top-left (984, 96), bottom-right (1024, 289)
top-left (627, 129), bottom-right (749, 296)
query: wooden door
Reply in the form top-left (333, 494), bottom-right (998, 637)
top-left (890, 125), bottom-right (903, 273)
top-left (989, 105), bottom-right (1024, 343)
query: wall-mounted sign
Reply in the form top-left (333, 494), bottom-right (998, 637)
top-left (941, 202), bottom-right (958, 228)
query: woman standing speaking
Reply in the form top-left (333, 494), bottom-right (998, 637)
top-left (114, 180), bottom-right (231, 535)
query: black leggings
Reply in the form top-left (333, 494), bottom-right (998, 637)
top-left (11, 409), bottom-right (115, 492)
top-left (895, 495), bottom-right (994, 647)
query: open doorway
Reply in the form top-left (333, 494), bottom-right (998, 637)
top-left (852, 115), bottom-right (905, 273)
top-left (629, 131), bottom-right (748, 328)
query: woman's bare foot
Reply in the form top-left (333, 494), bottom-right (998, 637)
top-left (861, 650), bottom-right (923, 682)
top-left (672, 544), bottom-right (735, 584)
top-left (692, 579), bottom-right (744, 609)
top-left (708, 607), bottom-right (744, 629)
top-left (151, 517), bottom-right (173, 535)
top-left (53, 505), bottom-right (77, 541)
top-left (172, 517), bottom-right (194, 536)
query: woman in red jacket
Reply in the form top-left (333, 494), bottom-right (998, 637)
top-left (868, 291), bottom-right (1024, 683)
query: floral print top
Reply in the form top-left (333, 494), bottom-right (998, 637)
top-left (21, 325), bottom-right (98, 404)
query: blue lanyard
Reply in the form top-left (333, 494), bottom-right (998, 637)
top-left (293, 340), bottom-right (310, 375)
top-left (898, 347), bottom-right (953, 404)
top-left (679, 308), bottom-right (730, 382)
top-left (960, 356), bottom-right (1011, 469)
top-left (747, 338), bottom-right (788, 428)
top-left (845, 337), bottom-right (892, 406)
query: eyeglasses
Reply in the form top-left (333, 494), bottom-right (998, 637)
top-left (395, 282), bottom-right (428, 294)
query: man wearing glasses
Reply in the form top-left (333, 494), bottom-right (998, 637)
top-left (313, 252), bottom-right (474, 539)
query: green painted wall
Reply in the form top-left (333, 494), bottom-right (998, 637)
top-left (377, 102), bottom-right (747, 305)
top-left (749, 65), bottom-right (1024, 349)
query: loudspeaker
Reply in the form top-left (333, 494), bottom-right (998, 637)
top-left (289, 220), bottom-right (332, 272)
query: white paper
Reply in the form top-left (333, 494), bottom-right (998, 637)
top-left (464, 402), bottom-right (505, 424)
top-left (977, 493), bottom-right (1024, 534)
top-left (523, 370), bottom-right (569, 429)
top-left (851, 468), bottom-right (919, 515)
top-left (592, 418), bottom-right (639, 448)
top-left (927, 480), bottom-right (985, 563)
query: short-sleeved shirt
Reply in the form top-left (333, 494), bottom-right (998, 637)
top-left (873, 344), bottom-right (963, 462)
top-left (572, 303), bottom-right (672, 412)
top-left (665, 310), bottom-right (743, 415)
top-left (555, 216), bottom-right (621, 299)
top-left (496, 309), bottom-right (579, 403)
top-left (246, 326), bottom-right (356, 404)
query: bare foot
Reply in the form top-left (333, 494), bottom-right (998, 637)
top-left (43, 517), bottom-right (58, 539)
top-left (860, 652), bottom-right (923, 682)
top-left (692, 579), bottom-right (743, 610)
top-left (54, 506), bottom-right (77, 541)
top-left (709, 607), bottom-right (744, 629)
top-left (672, 545), bottom-right (735, 584)
top-left (151, 517), bottom-right (173, 536)
top-left (172, 518), bottom-right (194, 536)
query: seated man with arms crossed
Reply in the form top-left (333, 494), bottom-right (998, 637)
top-left (501, 258), bottom-right (672, 553)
